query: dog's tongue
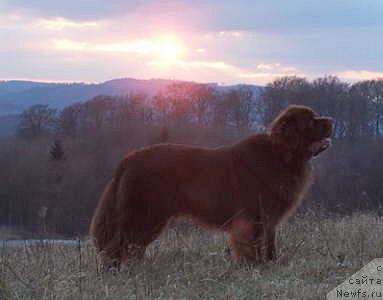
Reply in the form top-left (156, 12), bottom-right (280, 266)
top-left (310, 138), bottom-right (331, 156)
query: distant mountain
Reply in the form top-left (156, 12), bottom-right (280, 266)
top-left (0, 78), bottom-right (263, 116)
top-left (0, 78), bottom-right (179, 115)
top-left (0, 114), bottom-right (19, 138)
top-left (216, 83), bottom-right (263, 96)
top-left (0, 78), bottom-right (263, 137)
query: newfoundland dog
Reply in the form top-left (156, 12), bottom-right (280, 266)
top-left (90, 105), bottom-right (333, 267)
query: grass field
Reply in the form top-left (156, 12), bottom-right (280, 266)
top-left (1, 212), bottom-right (383, 299)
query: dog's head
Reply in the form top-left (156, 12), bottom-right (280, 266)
top-left (269, 105), bottom-right (333, 159)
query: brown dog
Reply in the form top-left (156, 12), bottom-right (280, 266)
top-left (90, 105), bottom-right (332, 267)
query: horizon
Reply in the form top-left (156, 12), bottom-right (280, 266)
top-left (1, 1), bottom-right (383, 84)
top-left (0, 76), bottom-right (260, 86)
top-left (1, 74), bottom-right (382, 87)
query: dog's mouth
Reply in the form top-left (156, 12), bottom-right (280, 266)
top-left (309, 138), bottom-right (332, 157)
top-left (309, 117), bottom-right (333, 157)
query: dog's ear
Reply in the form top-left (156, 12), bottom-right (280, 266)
top-left (270, 118), bottom-right (300, 150)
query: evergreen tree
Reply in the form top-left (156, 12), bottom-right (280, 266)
top-left (49, 139), bottom-right (65, 161)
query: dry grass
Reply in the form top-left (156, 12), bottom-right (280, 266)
top-left (1, 212), bottom-right (383, 299)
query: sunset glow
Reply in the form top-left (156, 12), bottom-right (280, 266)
top-left (1, 0), bottom-right (382, 84)
top-left (37, 17), bottom-right (98, 30)
top-left (53, 36), bottom-right (184, 60)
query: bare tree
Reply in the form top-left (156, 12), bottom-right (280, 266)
top-left (311, 76), bottom-right (349, 138)
top-left (17, 104), bottom-right (57, 138)
top-left (351, 80), bottom-right (383, 137)
top-left (222, 88), bottom-right (256, 134)
top-left (261, 76), bottom-right (311, 124)
top-left (58, 102), bottom-right (83, 138)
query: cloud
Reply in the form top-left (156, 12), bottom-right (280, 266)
top-left (52, 37), bottom-right (184, 58)
top-left (1, 0), bottom-right (135, 20)
top-left (53, 39), bottom-right (88, 50)
top-left (36, 17), bottom-right (98, 30)
top-left (147, 58), bottom-right (299, 84)
top-left (337, 70), bottom-right (383, 81)
top-left (1, 0), bottom-right (207, 32)
top-left (4, 1), bottom-right (383, 32)
top-left (0, 1), bottom-right (382, 84)
top-left (203, 0), bottom-right (383, 33)
top-left (256, 64), bottom-right (280, 70)
top-left (147, 59), bottom-right (232, 70)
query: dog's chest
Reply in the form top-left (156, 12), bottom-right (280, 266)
top-left (233, 160), bottom-right (312, 211)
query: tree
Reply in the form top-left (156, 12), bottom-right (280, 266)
top-left (163, 83), bottom-right (195, 127)
top-left (49, 139), bottom-right (65, 161)
top-left (261, 76), bottom-right (311, 124)
top-left (222, 87), bottom-right (256, 134)
top-left (153, 92), bottom-right (171, 127)
top-left (351, 80), bottom-right (383, 137)
top-left (189, 84), bottom-right (216, 128)
top-left (311, 76), bottom-right (349, 138)
top-left (58, 102), bottom-right (83, 138)
top-left (346, 83), bottom-right (372, 139)
top-left (17, 104), bottom-right (57, 138)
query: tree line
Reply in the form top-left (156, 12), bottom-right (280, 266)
top-left (1, 76), bottom-right (382, 235)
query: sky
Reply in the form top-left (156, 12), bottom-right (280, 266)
top-left (0, 0), bottom-right (383, 85)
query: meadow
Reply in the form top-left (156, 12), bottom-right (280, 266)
top-left (1, 211), bottom-right (383, 299)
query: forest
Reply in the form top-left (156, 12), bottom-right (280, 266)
top-left (1, 76), bottom-right (382, 236)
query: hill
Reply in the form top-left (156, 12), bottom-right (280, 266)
top-left (0, 114), bottom-right (19, 138)
top-left (0, 78), bottom-right (175, 115)
top-left (0, 78), bottom-right (263, 116)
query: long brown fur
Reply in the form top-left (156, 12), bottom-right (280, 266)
top-left (90, 105), bottom-right (333, 267)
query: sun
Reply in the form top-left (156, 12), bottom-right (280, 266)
top-left (154, 36), bottom-right (183, 58)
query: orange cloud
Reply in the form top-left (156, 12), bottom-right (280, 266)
top-left (337, 70), bottom-right (383, 81)
top-left (148, 58), bottom-right (300, 84)
top-left (52, 37), bottom-right (184, 58)
top-left (203, 31), bottom-right (248, 39)
top-left (36, 17), bottom-right (98, 30)
top-left (147, 59), bottom-right (231, 70)
top-left (53, 39), bottom-right (88, 50)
